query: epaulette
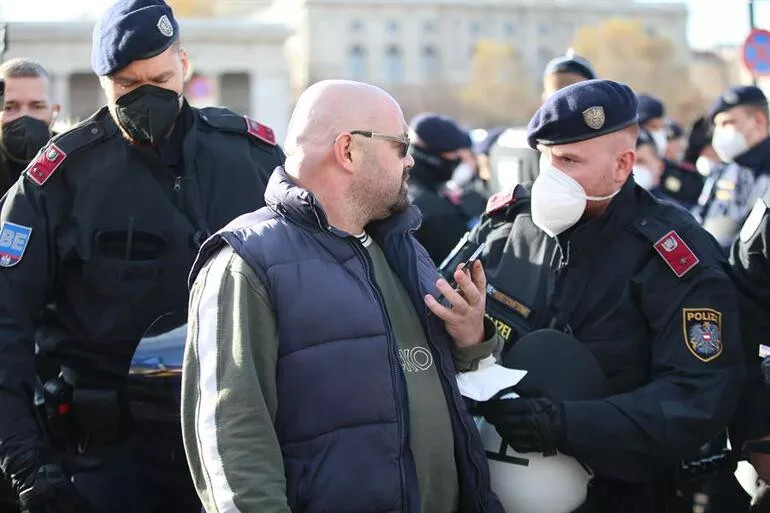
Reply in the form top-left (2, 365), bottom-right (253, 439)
top-left (25, 116), bottom-right (108, 187)
top-left (485, 183), bottom-right (531, 217)
top-left (634, 217), bottom-right (699, 278)
top-left (198, 108), bottom-right (277, 146)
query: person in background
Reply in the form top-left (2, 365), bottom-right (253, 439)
top-left (665, 119), bottom-right (687, 163)
top-left (542, 49), bottom-right (597, 102)
top-left (0, 58), bottom-right (60, 195)
top-left (407, 113), bottom-right (473, 265)
top-left (697, 86), bottom-right (770, 249)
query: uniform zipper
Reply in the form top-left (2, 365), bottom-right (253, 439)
top-left (346, 238), bottom-right (411, 512)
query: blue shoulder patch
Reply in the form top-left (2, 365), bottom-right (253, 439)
top-left (0, 222), bottom-right (32, 267)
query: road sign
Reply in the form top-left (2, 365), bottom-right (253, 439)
top-left (743, 28), bottom-right (770, 77)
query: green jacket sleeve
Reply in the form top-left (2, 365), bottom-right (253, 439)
top-left (181, 246), bottom-right (290, 513)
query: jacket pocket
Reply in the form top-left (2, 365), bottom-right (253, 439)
top-left (85, 230), bottom-right (166, 299)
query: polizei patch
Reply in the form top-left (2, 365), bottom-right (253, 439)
top-left (682, 308), bottom-right (723, 362)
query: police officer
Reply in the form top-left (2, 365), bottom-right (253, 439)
top-left (443, 79), bottom-right (744, 512)
top-left (698, 86), bottom-right (770, 249)
top-left (542, 50), bottom-right (597, 102)
top-left (637, 94), bottom-right (704, 211)
top-left (665, 119), bottom-right (687, 163)
top-left (0, 1), bottom-right (284, 512)
top-left (729, 193), bottom-right (770, 501)
top-left (0, 58), bottom-right (60, 196)
top-left (407, 113), bottom-right (473, 264)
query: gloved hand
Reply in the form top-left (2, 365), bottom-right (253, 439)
top-left (480, 396), bottom-right (566, 456)
top-left (12, 453), bottom-right (96, 513)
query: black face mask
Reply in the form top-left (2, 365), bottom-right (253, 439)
top-left (410, 147), bottom-right (462, 184)
top-left (0, 116), bottom-right (51, 164)
top-left (115, 84), bottom-right (181, 145)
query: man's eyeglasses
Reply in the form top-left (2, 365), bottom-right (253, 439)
top-left (350, 130), bottom-right (410, 159)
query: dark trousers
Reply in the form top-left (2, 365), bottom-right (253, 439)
top-left (71, 423), bottom-right (200, 513)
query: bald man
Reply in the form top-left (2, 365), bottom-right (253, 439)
top-left (444, 80), bottom-right (744, 512)
top-left (181, 80), bottom-right (504, 513)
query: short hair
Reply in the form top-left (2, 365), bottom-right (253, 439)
top-left (743, 102), bottom-right (770, 129)
top-left (0, 58), bottom-right (50, 81)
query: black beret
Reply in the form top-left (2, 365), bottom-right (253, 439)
top-left (543, 52), bottom-right (596, 81)
top-left (709, 85), bottom-right (768, 121)
top-left (527, 79), bottom-right (639, 149)
top-left (636, 128), bottom-right (656, 149)
top-left (409, 113), bottom-right (471, 152)
top-left (636, 94), bottom-right (665, 125)
top-left (91, 0), bottom-right (179, 76)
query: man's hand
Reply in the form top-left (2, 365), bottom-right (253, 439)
top-left (480, 396), bottom-right (566, 456)
top-left (425, 260), bottom-right (486, 347)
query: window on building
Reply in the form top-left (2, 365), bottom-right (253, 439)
top-left (69, 73), bottom-right (103, 122)
top-left (384, 45), bottom-right (404, 85)
top-left (348, 45), bottom-right (367, 81)
top-left (220, 73), bottom-right (251, 116)
top-left (350, 19), bottom-right (363, 32)
top-left (538, 23), bottom-right (549, 35)
top-left (387, 20), bottom-right (399, 33)
top-left (422, 46), bottom-right (440, 80)
top-left (503, 22), bottom-right (515, 36)
top-left (470, 21), bottom-right (481, 36)
top-left (424, 20), bottom-right (436, 33)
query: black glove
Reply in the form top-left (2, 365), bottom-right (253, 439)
top-left (12, 452), bottom-right (97, 513)
top-left (480, 396), bottom-right (566, 456)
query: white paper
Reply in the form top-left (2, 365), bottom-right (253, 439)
top-left (456, 358), bottom-right (527, 402)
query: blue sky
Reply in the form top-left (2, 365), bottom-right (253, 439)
top-left (0, 0), bottom-right (769, 50)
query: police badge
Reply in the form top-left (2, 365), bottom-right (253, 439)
top-left (682, 308), bottom-right (723, 362)
top-left (582, 106), bottom-right (605, 130)
top-left (157, 15), bottom-right (174, 38)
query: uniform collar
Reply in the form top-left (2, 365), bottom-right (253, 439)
top-left (559, 177), bottom-right (638, 260)
top-left (735, 136), bottom-right (770, 171)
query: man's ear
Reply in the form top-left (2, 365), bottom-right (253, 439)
top-left (50, 105), bottom-right (61, 128)
top-left (333, 132), bottom-right (357, 173)
top-left (616, 149), bottom-right (635, 183)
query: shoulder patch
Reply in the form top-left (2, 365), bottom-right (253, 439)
top-left (653, 230), bottom-right (699, 278)
top-left (26, 144), bottom-right (67, 186)
top-left (683, 308), bottom-right (722, 362)
top-left (0, 222), bottom-right (32, 267)
top-left (485, 189), bottom-right (515, 215)
top-left (244, 116), bottom-right (276, 146)
top-left (740, 198), bottom-right (767, 243)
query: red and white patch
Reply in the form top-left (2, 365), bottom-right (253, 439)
top-left (26, 144), bottom-right (67, 186)
top-left (485, 189), bottom-right (516, 215)
top-left (654, 230), bottom-right (699, 278)
top-left (243, 117), bottom-right (276, 146)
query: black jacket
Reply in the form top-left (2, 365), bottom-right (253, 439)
top-left (0, 102), bottom-right (284, 478)
top-left (444, 178), bottom-right (745, 511)
top-left (408, 165), bottom-right (469, 265)
top-left (729, 189), bottom-right (770, 450)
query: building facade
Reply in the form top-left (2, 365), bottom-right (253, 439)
top-left (260, 0), bottom-right (688, 94)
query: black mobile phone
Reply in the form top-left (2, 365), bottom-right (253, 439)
top-left (437, 242), bottom-right (487, 304)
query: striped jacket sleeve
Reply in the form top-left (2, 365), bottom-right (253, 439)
top-left (181, 246), bottom-right (291, 513)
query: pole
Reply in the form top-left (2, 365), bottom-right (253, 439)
top-left (750, 0), bottom-right (757, 85)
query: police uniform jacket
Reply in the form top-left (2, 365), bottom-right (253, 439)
top-left (447, 177), bottom-right (745, 484)
top-left (0, 101), bottom-right (284, 476)
top-left (698, 137), bottom-right (770, 248)
top-left (729, 191), bottom-right (770, 449)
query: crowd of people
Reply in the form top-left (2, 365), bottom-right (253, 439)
top-left (0, 0), bottom-right (770, 512)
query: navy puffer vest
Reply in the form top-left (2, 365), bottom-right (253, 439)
top-left (191, 167), bottom-right (502, 513)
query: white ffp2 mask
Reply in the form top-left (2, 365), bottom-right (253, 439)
top-left (531, 159), bottom-right (621, 237)
top-left (712, 126), bottom-right (749, 163)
